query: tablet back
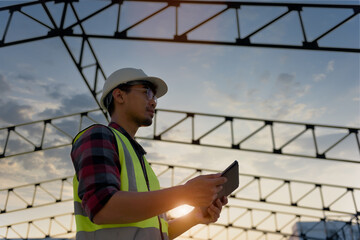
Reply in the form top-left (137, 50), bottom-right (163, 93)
top-left (218, 160), bottom-right (239, 199)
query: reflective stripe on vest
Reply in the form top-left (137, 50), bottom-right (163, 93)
top-left (73, 126), bottom-right (169, 240)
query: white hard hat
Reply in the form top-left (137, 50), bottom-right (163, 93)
top-left (100, 68), bottom-right (168, 110)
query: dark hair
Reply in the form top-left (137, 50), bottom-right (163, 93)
top-left (105, 84), bottom-right (132, 117)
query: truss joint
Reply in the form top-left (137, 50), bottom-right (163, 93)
top-left (273, 148), bottom-right (282, 154)
top-left (111, 0), bottom-right (124, 4)
top-left (265, 120), bottom-right (273, 125)
top-left (288, 5), bottom-right (302, 11)
top-left (115, 31), bottom-right (127, 38)
top-left (48, 28), bottom-right (74, 37)
top-left (154, 135), bottom-right (161, 140)
top-left (349, 128), bottom-right (358, 134)
top-left (306, 124), bottom-right (315, 129)
top-left (167, 1), bottom-right (180, 7)
top-left (236, 37), bottom-right (250, 45)
top-left (316, 153), bottom-right (325, 159)
top-left (34, 146), bottom-right (42, 151)
top-left (354, 6), bottom-right (360, 14)
top-left (303, 41), bottom-right (319, 50)
top-left (227, 2), bottom-right (240, 9)
top-left (55, 0), bottom-right (79, 4)
top-left (174, 34), bottom-right (187, 41)
top-left (192, 139), bottom-right (200, 145)
top-left (9, 5), bottom-right (21, 13)
top-left (232, 144), bottom-right (240, 149)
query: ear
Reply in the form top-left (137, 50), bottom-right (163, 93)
top-left (112, 88), bottom-right (126, 104)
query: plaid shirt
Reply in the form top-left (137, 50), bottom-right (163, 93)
top-left (71, 122), bottom-right (146, 221)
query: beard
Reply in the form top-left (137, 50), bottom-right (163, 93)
top-left (140, 117), bottom-right (153, 127)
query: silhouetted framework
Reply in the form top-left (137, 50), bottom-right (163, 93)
top-left (1, 163), bottom-right (359, 239)
top-left (0, 0), bottom-right (359, 52)
top-left (0, 109), bottom-right (359, 164)
top-left (0, 0), bottom-right (359, 118)
top-left (0, 0), bottom-right (359, 239)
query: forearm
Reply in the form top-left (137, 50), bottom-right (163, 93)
top-left (93, 185), bottom-right (185, 224)
top-left (168, 211), bottom-right (200, 240)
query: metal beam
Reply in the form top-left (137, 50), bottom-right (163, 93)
top-left (0, 0), bottom-right (359, 52)
top-left (1, 162), bottom-right (359, 239)
top-left (0, 109), bottom-right (359, 164)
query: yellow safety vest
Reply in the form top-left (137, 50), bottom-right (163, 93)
top-left (72, 125), bottom-right (169, 239)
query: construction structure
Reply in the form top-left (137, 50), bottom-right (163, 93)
top-left (0, 0), bottom-right (359, 239)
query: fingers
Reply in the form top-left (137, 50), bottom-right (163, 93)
top-left (207, 200), bottom-right (222, 221)
top-left (205, 174), bottom-right (227, 185)
top-left (221, 196), bottom-right (228, 205)
top-left (185, 174), bottom-right (227, 207)
top-left (212, 176), bottom-right (228, 185)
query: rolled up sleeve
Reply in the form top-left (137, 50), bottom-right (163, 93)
top-left (71, 125), bottom-right (121, 221)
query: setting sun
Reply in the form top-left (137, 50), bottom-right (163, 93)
top-left (168, 204), bottom-right (194, 219)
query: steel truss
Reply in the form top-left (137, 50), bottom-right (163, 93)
top-left (0, 0), bottom-right (359, 53)
top-left (0, 109), bottom-right (359, 164)
top-left (0, 1), bottom-right (359, 239)
top-left (1, 163), bottom-right (359, 239)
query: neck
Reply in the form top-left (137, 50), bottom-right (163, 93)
top-left (110, 114), bottom-right (138, 139)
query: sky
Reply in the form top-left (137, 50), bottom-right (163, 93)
top-left (0, 0), bottom-right (359, 239)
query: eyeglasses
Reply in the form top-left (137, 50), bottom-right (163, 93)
top-left (132, 87), bottom-right (157, 103)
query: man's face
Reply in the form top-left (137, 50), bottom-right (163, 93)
top-left (124, 84), bottom-right (157, 127)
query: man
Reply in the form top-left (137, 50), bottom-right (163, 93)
top-left (71, 68), bottom-right (228, 240)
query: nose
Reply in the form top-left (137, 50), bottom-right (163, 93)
top-left (149, 98), bottom-right (157, 108)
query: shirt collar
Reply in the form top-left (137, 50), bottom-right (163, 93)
top-left (109, 122), bottom-right (147, 155)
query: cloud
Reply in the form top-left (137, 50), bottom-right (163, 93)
top-left (276, 73), bottom-right (311, 98)
top-left (203, 72), bottom-right (322, 122)
top-left (0, 147), bottom-right (74, 188)
top-left (37, 93), bottom-right (97, 118)
top-left (0, 74), bottom-right (11, 94)
top-left (14, 72), bottom-right (37, 82)
top-left (278, 72), bottom-right (295, 83)
top-left (312, 60), bottom-right (335, 82)
top-left (0, 99), bottom-right (33, 125)
top-left (327, 60), bottom-right (334, 72)
top-left (313, 73), bottom-right (326, 82)
top-left (42, 82), bottom-right (68, 99)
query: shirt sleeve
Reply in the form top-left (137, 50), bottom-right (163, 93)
top-left (71, 125), bottom-right (121, 222)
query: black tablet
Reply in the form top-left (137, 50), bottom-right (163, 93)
top-left (217, 160), bottom-right (239, 199)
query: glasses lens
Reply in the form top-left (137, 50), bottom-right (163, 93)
top-left (146, 88), bottom-right (157, 102)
